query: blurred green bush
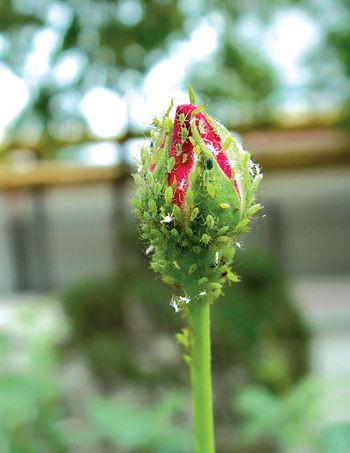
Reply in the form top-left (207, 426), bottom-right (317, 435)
top-left (0, 316), bottom-right (67, 453)
top-left (235, 376), bottom-right (350, 452)
top-left (62, 239), bottom-right (309, 393)
top-left (212, 248), bottom-right (309, 392)
top-left (0, 304), bottom-right (192, 453)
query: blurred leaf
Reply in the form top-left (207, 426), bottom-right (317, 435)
top-left (88, 391), bottom-right (192, 452)
top-left (318, 423), bottom-right (350, 453)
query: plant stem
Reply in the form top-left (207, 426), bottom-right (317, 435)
top-left (188, 298), bottom-right (215, 453)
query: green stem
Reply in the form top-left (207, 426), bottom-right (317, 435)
top-left (188, 298), bottom-right (215, 453)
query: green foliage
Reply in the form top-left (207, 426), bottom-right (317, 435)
top-left (60, 223), bottom-right (182, 386)
top-left (62, 277), bottom-right (161, 386)
top-left (61, 278), bottom-right (127, 338)
top-left (212, 249), bottom-right (309, 391)
top-left (318, 423), bottom-right (350, 453)
top-left (61, 226), bottom-right (308, 393)
top-left (235, 376), bottom-right (350, 452)
top-left (0, 320), bottom-right (191, 453)
top-left (0, 321), bottom-right (67, 452)
top-left (87, 391), bottom-right (192, 452)
top-left (1, 0), bottom-right (349, 157)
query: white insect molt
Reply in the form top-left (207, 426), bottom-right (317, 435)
top-left (170, 298), bottom-right (181, 313)
top-left (179, 179), bottom-right (186, 191)
top-left (179, 295), bottom-right (191, 304)
top-left (248, 161), bottom-right (260, 177)
top-left (198, 291), bottom-right (207, 298)
top-left (146, 245), bottom-right (154, 255)
top-left (161, 213), bottom-right (174, 223)
top-left (236, 241), bottom-right (242, 249)
top-left (215, 251), bottom-right (220, 265)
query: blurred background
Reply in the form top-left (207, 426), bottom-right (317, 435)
top-left (0, 0), bottom-right (349, 451)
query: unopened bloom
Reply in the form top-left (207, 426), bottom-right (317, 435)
top-left (133, 90), bottom-right (262, 306)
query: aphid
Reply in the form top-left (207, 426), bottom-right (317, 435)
top-left (206, 158), bottom-right (213, 170)
top-left (198, 120), bottom-right (206, 135)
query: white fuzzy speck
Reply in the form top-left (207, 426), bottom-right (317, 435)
top-left (161, 213), bottom-right (174, 223)
top-left (146, 245), bottom-right (154, 255)
top-left (170, 298), bottom-right (181, 313)
top-left (179, 295), bottom-right (191, 304)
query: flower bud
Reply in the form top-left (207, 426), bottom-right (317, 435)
top-left (133, 90), bottom-right (262, 306)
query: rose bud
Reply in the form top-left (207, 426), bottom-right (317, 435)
top-left (133, 89), bottom-right (262, 306)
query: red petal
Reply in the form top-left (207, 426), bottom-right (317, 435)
top-left (167, 104), bottom-right (240, 206)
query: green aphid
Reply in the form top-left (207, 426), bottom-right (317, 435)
top-left (200, 234), bottom-right (211, 246)
top-left (218, 226), bottom-right (230, 234)
top-left (171, 228), bottom-right (179, 239)
top-left (185, 227), bottom-right (193, 237)
top-left (198, 120), bottom-right (206, 135)
top-left (172, 204), bottom-right (182, 221)
top-left (149, 199), bottom-right (157, 215)
top-left (185, 190), bottom-right (195, 205)
top-left (133, 174), bottom-right (143, 185)
top-left (165, 118), bottom-right (173, 130)
top-left (188, 264), bottom-right (197, 275)
top-left (190, 207), bottom-right (200, 222)
top-left (152, 117), bottom-right (162, 128)
top-left (206, 182), bottom-right (215, 197)
top-left (222, 136), bottom-right (233, 151)
top-left (164, 186), bottom-right (173, 205)
top-left (206, 215), bottom-right (215, 229)
top-left (216, 236), bottom-right (230, 244)
top-left (181, 127), bottom-right (188, 142)
top-left (167, 156), bottom-right (176, 173)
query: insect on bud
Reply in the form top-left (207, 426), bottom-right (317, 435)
top-left (133, 87), bottom-right (263, 303)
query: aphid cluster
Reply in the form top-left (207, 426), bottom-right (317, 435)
top-left (132, 97), bottom-right (262, 310)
